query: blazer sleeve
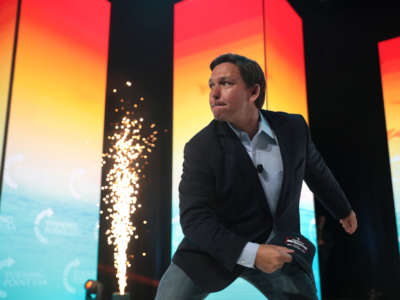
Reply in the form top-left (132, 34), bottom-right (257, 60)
top-left (301, 117), bottom-right (352, 220)
top-left (178, 140), bottom-right (248, 272)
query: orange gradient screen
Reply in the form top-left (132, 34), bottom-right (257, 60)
top-left (379, 36), bottom-right (400, 250)
top-left (0, 0), bottom-right (110, 299)
top-left (264, 0), bottom-right (308, 119)
top-left (0, 0), bottom-right (18, 179)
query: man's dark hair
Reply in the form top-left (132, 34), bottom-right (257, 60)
top-left (210, 53), bottom-right (266, 110)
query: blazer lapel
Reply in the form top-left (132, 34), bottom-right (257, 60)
top-left (261, 110), bottom-right (291, 217)
top-left (214, 120), bottom-right (254, 177)
top-left (214, 120), bottom-right (273, 216)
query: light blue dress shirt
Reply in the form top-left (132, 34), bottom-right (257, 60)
top-left (227, 112), bottom-right (284, 268)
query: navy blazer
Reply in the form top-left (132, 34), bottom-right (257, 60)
top-left (172, 110), bottom-right (352, 292)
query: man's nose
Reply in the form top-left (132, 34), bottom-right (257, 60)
top-left (210, 86), bottom-right (220, 100)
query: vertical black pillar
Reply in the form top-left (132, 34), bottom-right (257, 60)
top-left (300, 2), bottom-right (400, 299)
top-left (98, 1), bottom-right (174, 299)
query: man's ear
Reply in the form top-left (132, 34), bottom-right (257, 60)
top-left (249, 84), bottom-right (260, 104)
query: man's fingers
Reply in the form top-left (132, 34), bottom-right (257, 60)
top-left (339, 210), bottom-right (358, 235)
top-left (345, 224), bottom-right (356, 234)
top-left (256, 245), bottom-right (295, 273)
top-left (343, 222), bottom-right (352, 232)
top-left (345, 216), bottom-right (357, 233)
top-left (281, 252), bottom-right (293, 263)
top-left (273, 245), bottom-right (295, 253)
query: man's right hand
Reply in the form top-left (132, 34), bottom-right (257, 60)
top-left (254, 244), bottom-right (294, 273)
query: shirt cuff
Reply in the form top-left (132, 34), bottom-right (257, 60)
top-left (236, 242), bottom-right (260, 268)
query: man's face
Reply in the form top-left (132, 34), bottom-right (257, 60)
top-left (208, 62), bottom-right (254, 124)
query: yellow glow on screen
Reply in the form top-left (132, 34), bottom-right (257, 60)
top-left (4, 0), bottom-right (110, 198)
top-left (264, 0), bottom-right (308, 121)
top-left (0, 0), bottom-right (18, 177)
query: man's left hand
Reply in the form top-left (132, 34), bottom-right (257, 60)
top-left (339, 210), bottom-right (358, 234)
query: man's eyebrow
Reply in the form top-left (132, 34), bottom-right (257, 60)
top-left (209, 76), bottom-right (233, 84)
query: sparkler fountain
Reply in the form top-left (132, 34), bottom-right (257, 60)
top-left (101, 81), bottom-right (158, 300)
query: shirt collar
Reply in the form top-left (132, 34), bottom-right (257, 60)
top-left (227, 111), bottom-right (275, 141)
top-left (259, 111), bottom-right (275, 139)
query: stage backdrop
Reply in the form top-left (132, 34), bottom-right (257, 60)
top-left (172, 0), bottom-right (321, 298)
top-left (379, 36), bottom-right (400, 251)
top-left (0, 0), bottom-right (110, 299)
top-left (0, 0), bottom-right (18, 185)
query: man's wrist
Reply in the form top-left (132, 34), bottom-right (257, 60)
top-left (237, 242), bottom-right (260, 268)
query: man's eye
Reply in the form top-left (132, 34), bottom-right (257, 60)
top-left (221, 81), bottom-right (231, 86)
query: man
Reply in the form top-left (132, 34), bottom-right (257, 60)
top-left (155, 53), bottom-right (357, 300)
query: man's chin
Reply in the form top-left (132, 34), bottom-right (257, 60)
top-left (213, 114), bottom-right (225, 121)
top-left (211, 110), bottom-right (224, 121)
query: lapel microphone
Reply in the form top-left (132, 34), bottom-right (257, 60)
top-left (256, 164), bottom-right (264, 173)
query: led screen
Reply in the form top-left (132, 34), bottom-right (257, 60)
top-left (173, 0), bottom-right (320, 298)
top-left (0, 0), bottom-right (19, 182)
top-left (0, 0), bottom-right (110, 299)
top-left (379, 36), bottom-right (400, 250)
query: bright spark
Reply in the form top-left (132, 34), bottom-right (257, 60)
top-left (103, 109), bottom-right (157, 294)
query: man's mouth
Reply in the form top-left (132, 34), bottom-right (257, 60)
top-left (212, 102), bottom-right (226, 107)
